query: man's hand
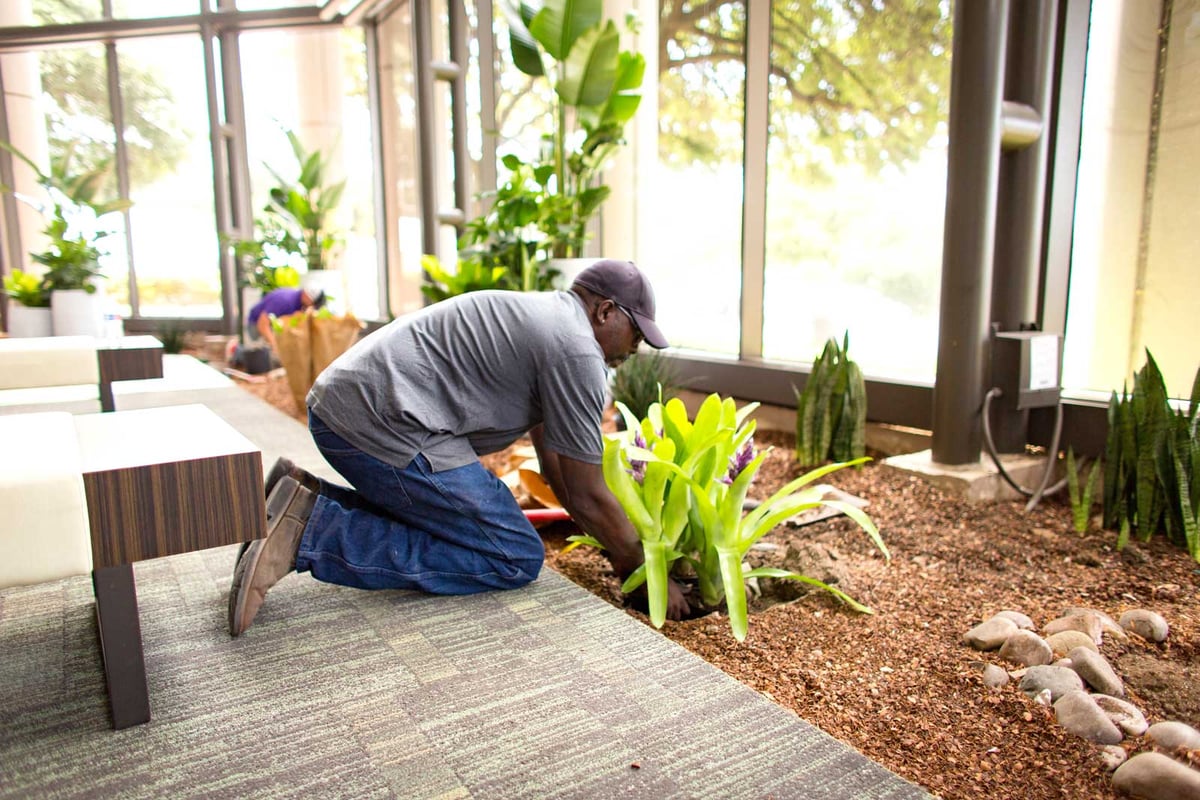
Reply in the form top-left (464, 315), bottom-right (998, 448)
top-left (665, 577), bottom-right (691, 621)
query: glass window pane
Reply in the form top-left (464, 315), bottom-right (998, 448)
top-left (239, 26), bottom-right (378, 319)
top-left (117, 35), bottom-right (219, 317)
top-left (761, 1), bottom-right (951, 382)
top-left (31, 0), bottom-right (103, 24)
top-left (112, 0), bottom-right (200, 18)
top-left (4, 42), bottom-right (127, 308)
top-left (641, 1), bottom-right (747, 356)
top-left (1064, 0), bottom-right (1199, 398)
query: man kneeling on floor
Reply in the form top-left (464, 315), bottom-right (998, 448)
top-left (229, 259), bottom-right (690, 636)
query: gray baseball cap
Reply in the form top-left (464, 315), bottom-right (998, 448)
top-left (571, 259), bottom-right (668, 349)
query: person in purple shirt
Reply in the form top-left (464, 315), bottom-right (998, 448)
top-left (247, 287), bottom-right (325, 349)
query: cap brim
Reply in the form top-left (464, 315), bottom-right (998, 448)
top-left (633, 311), bottom-right (669, 349)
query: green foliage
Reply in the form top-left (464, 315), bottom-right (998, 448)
top-left (657, 1), bottom-right (951, 176)
top-left (575, 393), bottom-right (886, 641)
top-left (3, 268), bottom-right (50, 308)
top-left (1065, 447), bottom-right (1099, 534)
top-left (155, 322), bottom-right (187, 355)
top-left (502, 0), bottom-right (644, 258)
top-left (794, 331), bottom-right (867, 467)
top-left (609, 351), bottom-right (681, 423)
top-left (227, 128), bottom-right (345, 284)
top-left (1103, 350), bottom-right (1200, 562)
top-left (0, 140), bottom-right (131, 294)
top-left (419, 254), bottom-right (508, 303)
top-left (458, 156), bottom-right (562, 291)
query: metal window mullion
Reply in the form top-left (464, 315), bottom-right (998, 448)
top-left (364, 19), bottom-right (389, 320)
top-left (200, 18), bottom-right (238, 333)
top-left (0, 66), bottom-right (21, 292)
top-left (412, 0), bottom-right (439, 258)
top-left (106, 40), bottom-right (139, 316)
top-left (476, 0), bottom-right (497, 211)
top-left (447, 0), bottom-right (469, 227)
top-left (739, 0), bottom-right (770, 360)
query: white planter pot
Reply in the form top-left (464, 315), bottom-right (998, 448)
top-left (6, 303), bottom-right (53, 338)
top-left (301, 269), bottom-right (346, 315)
top-left (548, 257), bottom-right (600, 290)
top-left (50, 289), bottom-right (103, 337)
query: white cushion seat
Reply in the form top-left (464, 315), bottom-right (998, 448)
top-left (0, 411), bottom-right (93, 587)
top-left (0, 336), bottom-right (100, 390)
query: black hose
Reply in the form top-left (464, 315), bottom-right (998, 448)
top-left (981, 387), bottom-right (1067, 511)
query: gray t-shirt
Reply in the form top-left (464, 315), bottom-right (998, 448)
top-left (307, 289), bottom-right (606, 471)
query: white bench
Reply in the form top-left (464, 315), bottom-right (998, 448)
top-left (0, 335), bottom-right (163, 411)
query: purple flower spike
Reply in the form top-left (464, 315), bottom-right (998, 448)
top-left (627, 431), bottom-right (648, 484)
top-left (722, 437), bottom-right (756, 485)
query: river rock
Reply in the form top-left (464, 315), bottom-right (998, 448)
top-left (1067, 646), bottom-right (1124, 696)
top-left (1092, 694), bottom-right (1148, 737)
top-left (1053, 690), bottom-right (1123, 744)
top-left (1044, 611), bottom-right (1103, 644)
top-left (1119, 609), bottom-right (1169, 642)
top-left (1098, 744), bottom-right (1127, 771)
top-left (1063, 606), bottom-right (1129, 642)
top-left (964, 616), bottom-right (1018, 651)
top-left (998, 629), bottom-right (1053, 666)
top-left (1046, 630), bottom-right (1097, 657)
top-left (1147, 720), bottom-right (1200, 751)
top-left (1019, 664), bottom-right (1084, 702)
top-left (1112, 751), bottom-right (1200, 800)
top-left (982, 664), bottom-right (1009, 688)
top-left (993, 609), bottom-right (1034, 630)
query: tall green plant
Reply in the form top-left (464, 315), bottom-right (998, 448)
top-left (1103, 350), bottom-right (1200, 562)
top-left (572, 393), bottom-right (887, 641)
top-left (502, 0), bottom-right (645, 258)
top-left (795, 331), bottom-right (867, 467)
top-left (0, 140), bottom-right (131, 293)
top-left (1065, 447), bottom-right (1099, 534)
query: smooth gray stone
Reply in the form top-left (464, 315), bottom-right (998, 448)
top-left (1119, 609), bottom-right (1170, 642)
top-left (1053, 690), bottom-right (1123, 744)
top-left (993, 609), bottom-right (1034, 630)
top-left (1046, 629), bottom-right (1097, 657)
top-left (1044, 611), bottom-right (1103, 644)
top-left (1092, 694), bottom-right (1148, 737)
top-left (1020, 665), bottom-right (1084, 702)
top-left (1063, 606), bottom-right (1128, 642)
top-left (998, 629), bottom-right (1053, 666)
top-left (1067, 646), bottom-right (1124, 696)
top-left (1112, 752), bottom-right (1200, 800)
top-left (963, 616), bottom-right (1018, 651)
top-left (1147, 720), bottom-right (1200, 751)
top-left (981, 663), bottom-right (1009, 688)
top-left (1098, 745), bottom-right (1127, 771)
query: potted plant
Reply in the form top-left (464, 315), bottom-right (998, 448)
top-left (2, 268), bottom-right (51, 337)
top-left (486, 0), bottom-right (644, 281)
top-left (0, 141), bottom-right (131, 336)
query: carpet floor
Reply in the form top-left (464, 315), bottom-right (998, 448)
top-left (0, 356), bottom-right (929, 799)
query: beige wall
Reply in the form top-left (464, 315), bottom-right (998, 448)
top-left (1140, 0), bottom-right (1200, 393)
top-left (1066, 0), bottom-right (1200, 397)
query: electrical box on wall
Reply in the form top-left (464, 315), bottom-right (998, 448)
top-left (992, 331), bottom-right (1062, 410)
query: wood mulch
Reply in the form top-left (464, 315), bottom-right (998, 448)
top-left (225, 363), bottom-right (1199, 800)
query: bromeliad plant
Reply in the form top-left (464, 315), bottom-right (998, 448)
top-left (570, 393), bottom-right (888, 641)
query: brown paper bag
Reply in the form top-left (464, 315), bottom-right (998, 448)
top-left (273, 311), bottom-right (313, 414)
top-left (311, 312), bottom-right (363, 380)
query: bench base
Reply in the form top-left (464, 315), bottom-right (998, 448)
top-left (93, 564), bottom-right (150, 729)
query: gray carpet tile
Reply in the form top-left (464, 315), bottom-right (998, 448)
top-left (0, 356), bottom-right (930, 799)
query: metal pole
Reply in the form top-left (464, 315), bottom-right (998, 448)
top-left (931, 0), bottom-right (1010, 465)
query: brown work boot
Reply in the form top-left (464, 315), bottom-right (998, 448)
top-left (263, 456), bottom-right (321, 497)
top-left (229, 476), bottom-right (317, 637)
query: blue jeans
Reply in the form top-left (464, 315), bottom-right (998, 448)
top-left (296, 410), bottom-right (544, 594)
